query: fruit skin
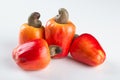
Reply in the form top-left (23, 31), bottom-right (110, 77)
top-left (70, 33), bottom-right (106, 66)
top-left (45, 18), bottom-right (75, 58)
top-left (12, 39), bottom-right (50, 70)
top-left (19, 23), bottom-right (44, 44)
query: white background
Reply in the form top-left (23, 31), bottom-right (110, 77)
top-left (0, 0), bottom-right (120, 80)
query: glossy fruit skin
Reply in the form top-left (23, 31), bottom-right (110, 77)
top-left (70, 33), bottom-right (106, 66)
top-left (19, 23), bottom-right (44, 44)
top-left (12, 39), bottom-right (50, 70)
top-left (45, 18), bottom-right (76, 58)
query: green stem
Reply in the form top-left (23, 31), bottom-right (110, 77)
top-left (49, 45), bottom-right (62, 57)
top-left (74, 34), bottom-right (79, 39)
top-left (28, 12), bottom-right (42, 28)
top-left (55, 8), bottom-right (69, 24)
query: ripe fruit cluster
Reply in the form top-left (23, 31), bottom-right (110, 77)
top-left (12, 8), bottom-right (106, 71)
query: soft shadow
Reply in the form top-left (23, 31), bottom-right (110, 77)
top-left (1, 38), bottom-right (20, 71)
top-left (3, 56), bottom-right (21, 71)
top-left (66, 55), bottom-right (94, 68)
top-left (102, 61), bottom-right (120, 75)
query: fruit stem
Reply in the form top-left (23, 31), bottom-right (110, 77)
top-left (28, 12), bottom-right (42, 28)
top-left (74, 34), bottom-right (79, 39)
top-left (55, 8), bottom-right (69, 24)
top-left (49, 45), bottom-right (62, 57)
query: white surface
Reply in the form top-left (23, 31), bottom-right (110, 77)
top-left (0, 0), bottom-right (120, 80)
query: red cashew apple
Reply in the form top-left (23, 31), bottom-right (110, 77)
top-left (12, 39), bottom-right (51, 70)
top-left (45, 8), bottom-right (76, 58)
top-left (70, 33), bottom-right (106, 66)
